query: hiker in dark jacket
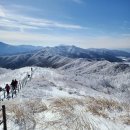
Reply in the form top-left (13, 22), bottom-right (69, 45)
top-left (14, 79), bottom-right (18, 94)
top-left (14, 79), bottom-right (18, 89)
top-left (5, 84), bottom-right (10, 96)
top-left (28, 74), bottom-right (30, 78)
top-left (11, 80), bottom-right (15, 90)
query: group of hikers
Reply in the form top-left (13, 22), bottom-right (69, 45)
top-left (0, 67), bottom-right (33, 99)
top-left (5, 79), bottom-right (18, 97)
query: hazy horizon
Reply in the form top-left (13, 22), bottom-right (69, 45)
top-left (0, 0), bottom-right (130, 48)
top-left (1, 41), bottom-right (130, 51)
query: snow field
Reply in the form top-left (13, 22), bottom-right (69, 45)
top-left (0, 65), bottom-right (130, 130)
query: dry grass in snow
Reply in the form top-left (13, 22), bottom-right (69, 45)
top-left (0, 97), bottom-right (130, 130)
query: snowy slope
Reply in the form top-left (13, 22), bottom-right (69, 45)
top-left (59, 60), bottom-right (130, 102)
top-left (0, 68), bottom-right (11, 75)
top-left (0, 65), bottom-right (130, 130)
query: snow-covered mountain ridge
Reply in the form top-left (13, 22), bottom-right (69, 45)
top-left (0, 42), bottom-right (43, 56)
top-left (1, 45), bottom-right (130, 69)
top-left (0, 61), bottom-right (130, 130)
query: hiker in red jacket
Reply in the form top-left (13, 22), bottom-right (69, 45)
top-left (5, 84), bottom-right (10, 96)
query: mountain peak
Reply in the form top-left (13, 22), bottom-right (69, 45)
top-left (0, 41), bottom-right (43, 56)
top-left (0, 42), bottom-right (9, 47)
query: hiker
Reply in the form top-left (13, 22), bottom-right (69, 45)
top-left (28, 74), bottom-right (30, 78)
top-left (14, 79), bottom-right (18, 88)
top-left (11, 79), bottom-right (17, 94)
top-left (31, 67), bottom-right (33, 72)
top-left (11, 80), bottom-right (15, 90)
top-left (5, 84), bottom-right (10, 97)
top-left (14, 79), bottom-right (18, 93)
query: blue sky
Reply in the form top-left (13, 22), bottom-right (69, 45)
top-left (0, 0), bottom-right (130, 48)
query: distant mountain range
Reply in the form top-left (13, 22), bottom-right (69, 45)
top-left (0, 42), bottom-right (130, 69)
top-left (0, 42), bottom-right (43, 56)
top-left (39, 46), bottom-right (130, 61)
top-left (118, 48), bottom-right (130, 53)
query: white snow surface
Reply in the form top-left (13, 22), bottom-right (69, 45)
top-left (0, 62), bottom-right (130, 130)
top-left (0, 68), bottom-right (11, 75)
